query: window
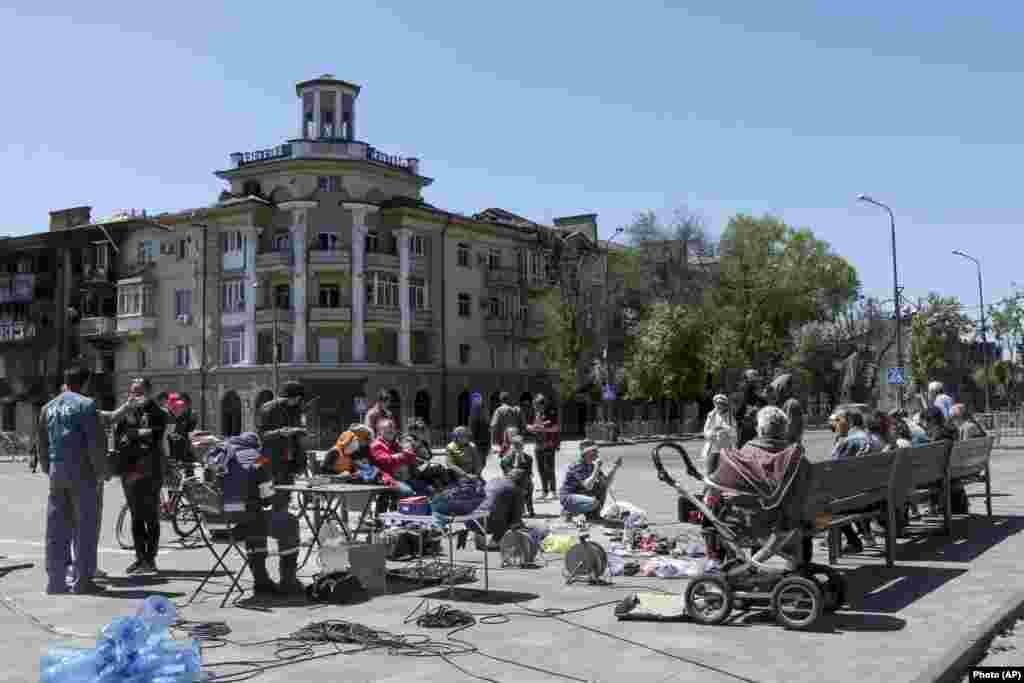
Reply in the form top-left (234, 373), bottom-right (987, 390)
top-left (317, 231), bottom-right (340, 251)
top-left (138, 347), bottom-right (148, 369)
top-left (95, 244), bottom-right (110, 271)
top-left (317, 175), bottom-right (342, 192)
top-left (319, 337), bottom-right (339, 364)
top-left (528, 250), bottom-right (545, 281)
top-left (457, 243), bottom-right (470, 268)
top-left (366, 231), bottom-right (380, 254)
top-left (1, 403), bottom-right (14, 431)
top-left (320, 108), bottom-right (335, 138)
top-left (318, 284), bottom-right (341, 308)
top-left (487, 297), bottom-right (501, 318)
top-left (177, 239), bottom-right (188, 261)
top-left (457, 293), bottom-right (471, 318)
top-left (366, 272), bottom-right (399, 307)
top-left (175, 345), bottom-right (192, 368)
top-left (459, 344), bottom-right (471, 365)
top-left (489, 345), bottom-right (497, 369)
top-left (222, 332), bottom-right (244, 365)
top-left (174, 289), bottom-right (192, 317)
top-left (243, 180), bottom-right (261, 196)
top-left (272, 232), bottom-right (290, 252)
top-left (274, 285), bottom-right (290, 309)
top-left (137, 240), bottom-right (157, 264)
top-left (409, 277), bottom-right (427, 310)
top-left (411, 235), bottom-right (426, 257)
top-left (222, 231), bottom-right (244, 254)
top-left (222, 281), bottom-right (245, 313)
top-left (117, 285), bottom-right (153, 316)
top-left (488, 248), bottom-right (501, 270)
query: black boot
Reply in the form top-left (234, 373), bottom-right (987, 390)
top-left (278, 553), bottom-right (305, 595)
top-left (249, 554), bottom-right (279, 596)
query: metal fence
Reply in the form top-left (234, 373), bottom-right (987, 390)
top-left (583, 420), bottom-right (694, 443)
top-left (975, 410), bottom-right (1024, 446)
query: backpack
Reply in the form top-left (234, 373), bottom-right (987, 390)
top-left (431, 477), bottom-right (487, 517)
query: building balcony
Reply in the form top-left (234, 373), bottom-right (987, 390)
top-left (0, 320), bottom-right (35, 343)
top-left (309, 248), bottom-right (350, 269)
top-left (229, 140), bottom-right (420, 175)
top-left (256, 250), bottom-right (291, 271)
top-left (0, 274), bottom-right (35, 304)
top-left (116, 315), bottom-right (157, 335)
top-left (366, 306), bottom-right (400, 324)
top-left (485, 267), bottom-right (520, 288)
top-left (79, 316), bottom-right (117, 338)
top-left (484, 317), bottom-right (516, 337)
top-left (310, 306), bottom-right (352, 324)
top-left (80, 265), bottom-right (116, 287)
top-left (366, 251), bottom-right (399, 269)
top-left (256, 308), bottom-right (294, 325)
top-left (413, 309), bottom-right (433, 326)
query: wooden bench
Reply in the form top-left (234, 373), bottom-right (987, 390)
top-left (945, 436), bottom-right (996, 529)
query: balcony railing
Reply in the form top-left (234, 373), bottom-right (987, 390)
top-left (228, 140), bottom-right (419, 174)
top-left (310, 306), bottom-right (352, 323)
top-left (413, 309), bottom-right (433, 326)
top-left (485, 317), bottom-right (515, 336)
top-left (256, 251), bottom-right (291, 270)
top-left (485, 267), bottom-right (520, 287)
top-left (366, 251), bottom-right (400, 269)
top-left (79, 316), bottom-right (116, 337)
top-left (116, 315), bottom-right (157, 334)
top-left (366, 306), bottom-right (400, 324)
top-left (81, 265), bottom-right (115, 285)
top-left (309, 248), bottom-right (350, 267)
top-left (0, 321), bottom-right (34, 343)
top-left (256, 308), bottom-right (294, 325)
top-left (230, 144), bottom-right (293, 167)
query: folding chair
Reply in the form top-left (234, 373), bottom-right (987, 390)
top-left (183, 479), bottom-right (252, 608)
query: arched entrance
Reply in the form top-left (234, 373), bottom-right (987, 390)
top-left (457, 391), bottom-right (471, 427)
top-left (221, 391), bottom-right (242, 437)
top-left (253, 390), bottom-right (274, 428)
top-left (387, 389), bottom-right (402, 430)
top-left (414, 390), bottom-right (431, 426)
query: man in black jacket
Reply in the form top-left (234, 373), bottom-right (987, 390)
top-left (255, 381), bottom-right (308, 593)
top-left (735, 370), bottom-right (766, 449)
top-left (114, 378), bottom-right (167, 574)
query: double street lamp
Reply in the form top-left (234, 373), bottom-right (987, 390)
top-left (856, 194), bottom-right (904, 410)
top-left (952, 250), bottom-right (992, 413)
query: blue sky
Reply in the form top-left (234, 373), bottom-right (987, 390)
top-left (2, 2), bottom-right (1022, 322)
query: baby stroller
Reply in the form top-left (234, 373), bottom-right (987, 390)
top-left (651, 441), bottom-right (846, 630)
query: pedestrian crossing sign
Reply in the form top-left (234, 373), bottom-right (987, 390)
top-left (887, 367), bottom-right (907, 386)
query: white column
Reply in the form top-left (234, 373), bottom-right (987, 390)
top-left (396, 227), bottom-right (412, 366)
top-left (313, 90), bottom-right (321, 140)
top-left (244, 227), bottom-right (258, 364)
top-left (347, 203), bottom-right (377, 363)
top-left (291, 213), bottom-right (307, 362)
top-left (299, 96), bottom-right (305, 138)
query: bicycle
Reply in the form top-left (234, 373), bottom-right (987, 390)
top-left (115, 461), bottom-right (202, 550)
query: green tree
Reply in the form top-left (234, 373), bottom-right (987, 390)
top-left (908, 293), bottom-right (974, 393)
top-left (710, 214), bottom-right (861, 377)
top-left (623, 302), bottom-right (708, 403)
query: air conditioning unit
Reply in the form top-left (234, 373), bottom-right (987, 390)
top-left (177, 314), bottom-right (193, 326)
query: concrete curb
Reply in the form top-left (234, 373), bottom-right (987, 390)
top-left (912, 590), bottom-right (1024, 683)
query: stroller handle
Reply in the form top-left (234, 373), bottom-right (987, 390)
top-left (651, 441), bottom-right (703, 488)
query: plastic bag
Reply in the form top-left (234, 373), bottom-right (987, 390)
top-left (607, 553), bottom-right (626, 577)
top-left (40, 596), bottom-right (206, 683)
top-left (601, 500), bottom-right (648, 527)
top-left (542, 534), bottom-right (579, 555)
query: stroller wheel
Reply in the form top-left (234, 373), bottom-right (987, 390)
top-left (684, 575), bottom-right (734, 625)
top-left (802, 563), bottom-right (846, 613)
top-left (772, 576), bottom-right (823, 630)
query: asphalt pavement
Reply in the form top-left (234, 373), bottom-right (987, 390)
top-left (0, 430), bottom-right (1021, 683)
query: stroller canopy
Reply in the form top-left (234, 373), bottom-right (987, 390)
top-left (709, 441), bottom-right (811, 525)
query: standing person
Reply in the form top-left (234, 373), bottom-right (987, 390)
top-left (364, 390), bottom-right (395, 437)
top-left (256, 380), bottom-right (309, 593)
top-left (113, 378), bottom-right (167, 574)
top-left (701, 394), bottom-right (736, 474)
top-left (735, 370), bottom-right (765, 449)
top-left (38, 367), bottom-right (106, 595)
top-left (166, 392), bottom-right (198, 463)
top-left (490, 392), bottom-right (525, 450)
top-left (929, 381), bottom-right (954, 420)
top-left (769, 374), bottom-right (804, 445)
top-left (527, 394), bottom-right (560, 501)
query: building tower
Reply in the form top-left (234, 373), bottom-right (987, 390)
top-left (296, 74), bottom-right (360, 141)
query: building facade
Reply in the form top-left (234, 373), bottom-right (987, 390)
top-left (1, 74), bottom-right (620, 444)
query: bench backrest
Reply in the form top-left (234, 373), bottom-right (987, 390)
top-left (804, 450), bottom-right (894, 518)
top-left (948, 436), bottom-right (995, 480)
top-left (903, 441), bottom-right (953, 489)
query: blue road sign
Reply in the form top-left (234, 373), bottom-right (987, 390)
top-left (354, 396), bottom-right (368, 414)
top-left (470, 391), bottom-right (483, 406)
top-left (602, 384), bottom-right (617, 401)
top-left (887, 367), bottom-right (907, 386)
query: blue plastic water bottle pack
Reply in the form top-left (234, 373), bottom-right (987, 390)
top-left (39, 596), bottom-right (207, 682)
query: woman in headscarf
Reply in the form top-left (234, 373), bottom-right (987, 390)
top-left (768, 374), bottom-right (804, 445)
top-left (702, 394), bottom-right (736, 473)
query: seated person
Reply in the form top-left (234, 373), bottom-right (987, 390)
top-left (830, 408), bottom-right (874, 460)
top-left (446, 426), bottom-right (481, 477)
top-left (322, 424), bottom-right (374, 476)
top-left (405, 418), bottom-right (456, 492)
top-left (921, 406), bottom-right (958, 442)
top-left (498, 429), bottom-right (535, 517)
top-left (559, 440), bottom-right (622, 522)
top-left (951, 403), bottom-right (987, 440)
top-left (370, 419), bottom-right (430, 498)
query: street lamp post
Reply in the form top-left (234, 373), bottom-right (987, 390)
top-left (191, 211), bottom-right (209, 430)
top-left (602, 226), bottom-right (625, 423)
top-left (253, 280), bottom-right (280, 396)
top-left (857, 195), bottom-right (904, 411)
top-left (952, 250), bottom-right (992, 413)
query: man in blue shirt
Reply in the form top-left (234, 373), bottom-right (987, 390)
top-left (37, 367), bottom-right (105, 594)
top-left (559, 441), bottom-right (622, 522)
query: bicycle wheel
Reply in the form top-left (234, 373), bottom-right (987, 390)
top-left (115, 503), bottom-right (134, 550)
top-left (170, 492), bottom-right (201, 539)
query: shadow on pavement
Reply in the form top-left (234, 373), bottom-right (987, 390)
top-left (733, 610), bottom-right (906, 634)
top-left (894, 514), bottom-right (1024, 563)
top-left (418, 588), bottom-right (540, 605)
top-left (98, 589), bottom-right (186, 600)
top-left (840, 565), bottom-right (966, 613)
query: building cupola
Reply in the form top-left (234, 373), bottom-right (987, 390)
top-left (296, 73), bottom-right (361, 141)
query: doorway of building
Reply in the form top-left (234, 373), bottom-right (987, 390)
top-left (253, 390), bottom-right (274, 429)
top-left (222, 391), bottom-right (242, 437)
top-left (414, 390), bottom-right (431, 426)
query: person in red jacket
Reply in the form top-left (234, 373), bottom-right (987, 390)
top-left (526, 394), bottom-right (560, 501)
top-left (370, 419), bottom-right (429, 497)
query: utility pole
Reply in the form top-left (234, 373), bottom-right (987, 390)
top-left (191, 211), bottom-right (209, 430)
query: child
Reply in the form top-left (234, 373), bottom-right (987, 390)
top-left (498, 428), bottom-right (535, 517)
top-left (446, 426), bottom-right (481, 478)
